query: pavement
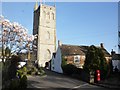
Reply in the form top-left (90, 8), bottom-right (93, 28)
top-left (27, 69), bottom-right (120, 89)
top-left (93, 73), bottom-right (120, 88)
top-left (27, 69), bottom-right (104, 89)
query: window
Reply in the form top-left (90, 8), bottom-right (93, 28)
top-left (46, 12), bottom-right (50, 20)
top-left (34, 40), bottom-right (36, 44)
top-left (46, 31), bottom-right (50, 40)
top-left (74, 55), bottom-right (80, 63)
top-left (74, 60), bottom-right (80, 63)
top-left (51, 13), bottom-right (54, 20)
top-left (75, 56), bottom-right (78, 60)
top-left (43, 11), bottom-right (46, 19)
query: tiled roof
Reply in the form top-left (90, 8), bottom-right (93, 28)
top-left (60, 44), bottom-right (89, 56)
top-left (101, 48), bottom-right (111, 57)
top-left (60, 44), bottom-right (110, 57)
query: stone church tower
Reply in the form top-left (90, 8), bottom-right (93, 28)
top-left (33, 3), bottom-right (56, 67)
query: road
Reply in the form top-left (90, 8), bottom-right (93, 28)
top-left (27, 69), bottom-right (104, 89)
top-left (0, 70), bottom-right (2, 90)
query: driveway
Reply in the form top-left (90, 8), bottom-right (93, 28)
top-left (27, 69), bottom-right (104, 89)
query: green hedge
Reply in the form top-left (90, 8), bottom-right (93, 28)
top-left (62, 64), bottom-right (82, 75)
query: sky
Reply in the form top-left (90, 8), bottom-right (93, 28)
top-left (1, 2), bottom-right (118, 53)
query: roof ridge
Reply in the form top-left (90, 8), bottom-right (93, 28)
top-left (62, 44), bottom-right (88, 47)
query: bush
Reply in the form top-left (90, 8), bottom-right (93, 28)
top-left (17, 66), bottom-right (28, 79)
top-left (27, 66), bottom-right (38, 75)
top-left (62, 64), bottom-right (78, 75)
top-left (19, 75), bottom-right (27, 88)
top-left (84, 45), bottom-right (110, 80)
top-left (9, 78), bottom-right (20, 89)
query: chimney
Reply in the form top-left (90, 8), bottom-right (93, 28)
top-left (58, 40), bottom-right (62, 47)
top-left (100, 43), bottom-right (104, 48)
top-left (111, 49), bottom-right (116, 55)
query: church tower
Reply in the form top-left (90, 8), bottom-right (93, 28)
top-left (33, 3), bottom-right (56, 67)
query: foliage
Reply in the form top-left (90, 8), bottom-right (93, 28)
top-left (17, 66), bottom-right (27, 78)
top-left (62, 64), bottom-right (80, 75)
top-left (9, 78), bottom-right (20, 89)
top-left (26, 63), bottom-right (46, 76)
top-left (2, 55), bottom-right (28, 89)
top-left (8, 75), bottom-right (27, 89)
top-left (38, 67), bottom-right (46, 76)
top-left (0, 15), bottom-right (34, 55)
top-left (83, 45), bottom-right (109, 79)
top-left (19, 75), bottom-right (27, 88)
top-left (61, 56), bottom-right (67, 67)
top-left (5, 47), bottom-right (11, 57)
top-left (8, 55), bottom-right (21, 79)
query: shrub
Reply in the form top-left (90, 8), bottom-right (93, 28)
top-left (38, 67), bottom-right (46, 76)
top-left (9, 78), bottom-right (20, 89)
top-left (84, 45), bottom-right (110, 80)
top-left (17, 66), bottom-right (28, 78)
top-left (27, 66), bottom-right (38, 75)
top-left (62, 64), bottom-right (77, 75)
top-left (19, 75), bottom-right (27, 88)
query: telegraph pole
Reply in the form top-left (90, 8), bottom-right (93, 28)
top-left (118, 1), bottom-right (120, 54)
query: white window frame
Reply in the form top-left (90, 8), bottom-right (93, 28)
top-left (74, 55), bottom-right (80, 63)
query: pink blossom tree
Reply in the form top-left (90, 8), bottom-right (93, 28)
top-left (0, 15), bottom-right (35, 61)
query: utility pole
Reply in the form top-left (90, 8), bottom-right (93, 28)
top-left (118, 2), bottom-right (120, 54)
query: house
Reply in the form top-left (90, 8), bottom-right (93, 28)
top-left (50, 41), bottom-right (111, 73)
top-left (60, 44), bottom-right (89, 69)
top-left (50, 46), bottom-right (63, 73)
top-left (111, 50), bottom-right (120, 72)
top-left (98, 43), bottom-right (112, 63)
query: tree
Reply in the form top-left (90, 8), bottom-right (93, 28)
top-left (61, 56), bottom-right (67, 67)
top-left (84, 45), bottom-right (109, 79)
top-left (5, 47), bottom-right (11, 57)
top-left (0, 15), bottom-right (35, 63)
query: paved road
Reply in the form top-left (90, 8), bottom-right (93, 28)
top-left (27, 69), bottom-right (104, 89)
top-left (0, 70), bottom-right (2, 90)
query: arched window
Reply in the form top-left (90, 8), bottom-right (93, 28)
top-left (46, 12), bottom-right (50, 20)
top-left (46, 49), bottom-right (51, 59)
top-left (43, 11), bottom-right (46, 19)
top-left (45, 31), bottom-right (50, 40)
top-left (51, 13), bottom-right (55, 20)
